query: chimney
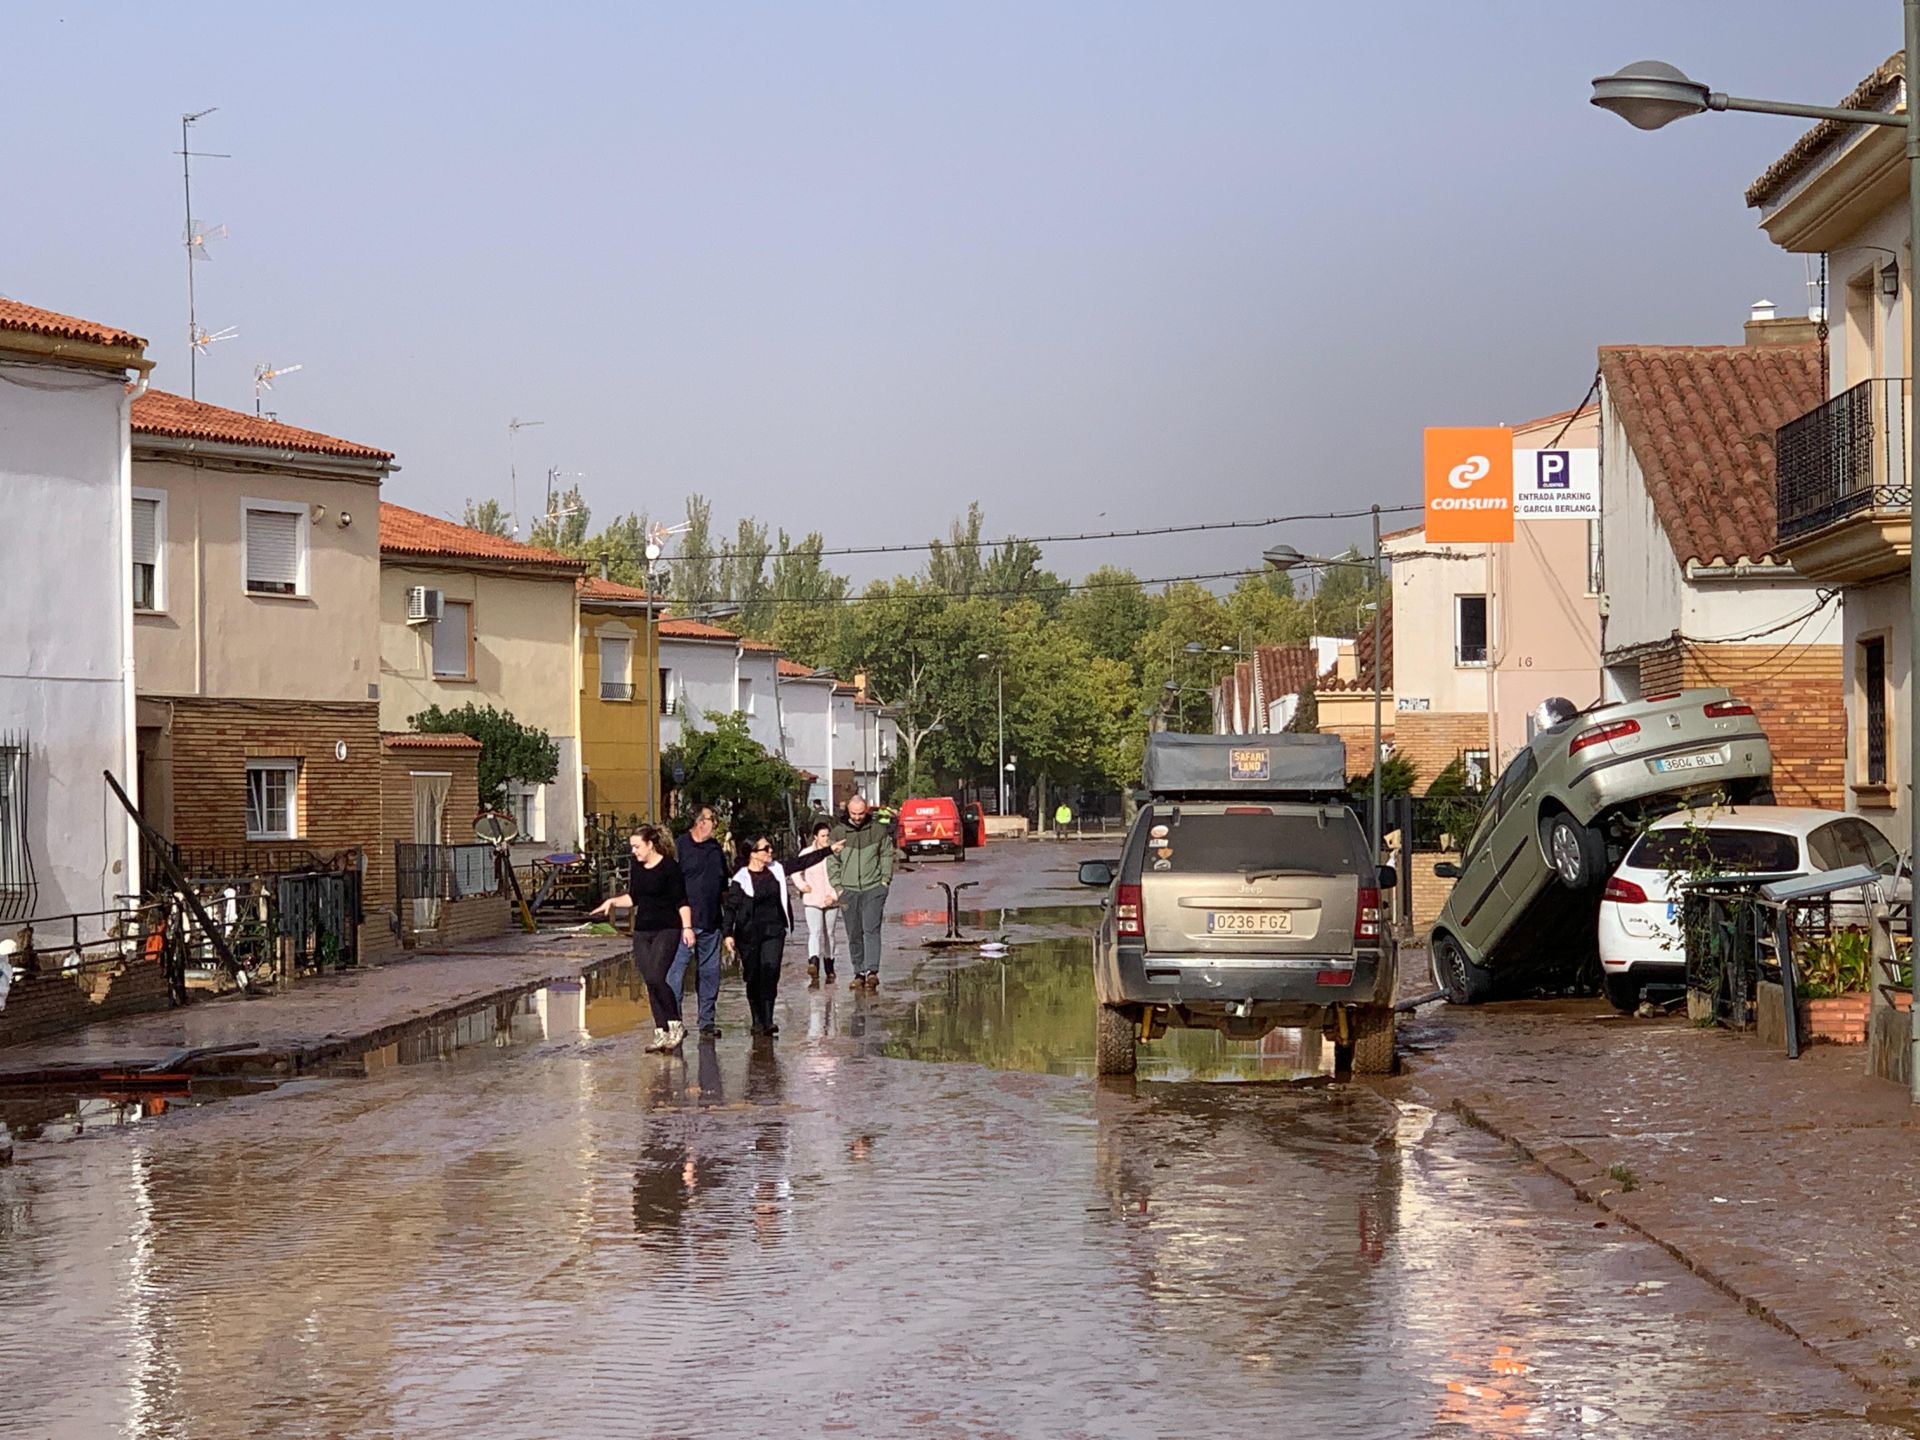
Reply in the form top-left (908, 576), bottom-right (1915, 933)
top-left (853, 670), bottom-right (868, 699)
top-left (1744, 297), bottom-right (1821, 349)
top-left (598, 553), bottom-right (609, 581)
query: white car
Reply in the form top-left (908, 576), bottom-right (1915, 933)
top-left (1597, 806), bottom-right (1902, 1012)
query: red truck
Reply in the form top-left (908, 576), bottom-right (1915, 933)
top-left (898, 797), bottom-right (965, 861)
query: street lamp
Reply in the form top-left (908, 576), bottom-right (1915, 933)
top-left (1266, 506), bottom-right (1386, 866)
top-left (1592, 19), bottom-right (1920, 1099)
top-left (977, 651), bottom-right (1006, 817)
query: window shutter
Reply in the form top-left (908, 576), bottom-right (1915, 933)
top-left (246, 509), bottom-right (302, 592)
top-left (131, 498), bottom-right (158, 567)
top-left (432, 602), bottom-right (471, 678)
top-left (601, 636), bottom-right (630, 678)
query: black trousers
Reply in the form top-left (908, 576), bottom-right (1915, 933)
top-left (634, 927), bottom-right (682, 1028)
top-left (743, 929), bottom-right (787, 1031)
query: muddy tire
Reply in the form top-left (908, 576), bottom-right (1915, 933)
top-left (1096, 1003), bottom-right (1137, 1076)
top-left (1603, 971), bottom-right (1641, 1013)
top-left (1542, 810), bottom-right (1605, 891)
top-left (1433, 933), bottom-right (1493, 1006)
top-left (1349, 1006), bottom-right (1396, 1074)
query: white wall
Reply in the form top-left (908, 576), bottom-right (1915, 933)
top-left (0, 360), bottom-right (137, 931)
top-left (777, 678), bottom-right (835, 808)
top-left (658, 637), bottom-right (738, 749)
top-left (738, 649), bottom-right (782, 753)
top-left (1385, 534), bottom-right (1494, 714)
top-left (1844, 580), bottom-right (1909, 846)
top-left (1597, 399), bottom-right (1687, 654)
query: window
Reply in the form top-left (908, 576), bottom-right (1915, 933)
top-left (1454, 594), bottom-right (1488, 666)
top-left (1862, 636), bottom-right (1888, 786)
top-left (432, 600), bottom-right (473, 680)
top-left (132, 489), bottom-right (165, 612)
top-left (0, 739), bottom-right (28, 920)
top-left (507, 781), bottom-right (546, 844)
top-left (245, 759), bottom-right (300, 840)
top-left (599, 635), bottom-right (632, 701)
top-left (1808, 818), bottom-right (1900, 876)
top-left (1626, 827), bottom-right (1800, 875)
top-left (243, 501), bottom-right (307, 596)
top-left (739, 678), bottom-right (755, 716)
top-left (1463, 749), bottom-right (1490, 791)
top-left (659, 669), bottom-right (676, 715)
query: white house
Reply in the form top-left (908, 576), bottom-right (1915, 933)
top-left (658, 618), bottom-right (768, 749)
top-left (776, 661), bottom-right (838, 810)
top-left (0, 300), bottom-right (152, 935)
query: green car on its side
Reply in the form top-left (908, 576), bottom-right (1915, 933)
top-left (1428, 687), bottom-right (1773, 1004)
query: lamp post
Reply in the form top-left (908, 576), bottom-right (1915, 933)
top-left (977, 652), bottom-right (1006, 816)
top-left (1590, 22), bottom-right (1920, 1098)
top-left (1266, 505), bottom-right (1386, 863)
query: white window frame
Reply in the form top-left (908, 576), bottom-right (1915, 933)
top-left (1454, 593), bottom-right (1489, 668)
top-left (739, 677), bottom-right (755, 716)
top-left (245, 758), bottom-right (301, 840)
top-left (242, 498), bottom-right (310, 598)
top-left (659, 668), bottom-right (677, 716)
top-left (131, 487), bottom-right (168, 613)
top-left (432, 598), bottom-right (475, 681)
top-left (599, 634), bottom-right (633, 701)
top-left (1463, 748), bottom-right (1491, 792)
top-left (507, 781), bottom-right (546, 844)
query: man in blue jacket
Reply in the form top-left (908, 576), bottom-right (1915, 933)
top-left (669, 804), bottom-right (728, 1038)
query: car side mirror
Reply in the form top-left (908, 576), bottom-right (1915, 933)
top-left (1433, 861), bottom-right (1461, 879)
top-left (1079, 859), bottom-right (1116, 888)
top-left (1376, 865), bottom-right (1397, 891)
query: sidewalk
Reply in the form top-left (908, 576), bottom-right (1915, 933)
top-left (1398, 972), bottom-right (1920, 1393)
top-left (0, 930), bottom-right (628, 1084)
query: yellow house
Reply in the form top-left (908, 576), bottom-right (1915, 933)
top-left (578, 576), bottom-right (663, 825)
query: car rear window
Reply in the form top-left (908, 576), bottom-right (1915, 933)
top-left (1151, 812), bottom-right (1364, 875)
top-left (1626, 827), bottom-right (1799, 874)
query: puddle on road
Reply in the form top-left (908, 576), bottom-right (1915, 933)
top-left (0, 1077), bottom-right (278, 1148)
top-left (884, 932), bottom-right (1332, 1083)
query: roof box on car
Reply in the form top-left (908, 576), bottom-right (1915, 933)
top-left (1141, 732), bottom-right (1348, 798)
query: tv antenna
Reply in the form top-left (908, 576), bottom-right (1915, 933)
top-left (507, 416), bottom-right (544, 535)
top-left (542, 466), bottom-right (587, 538)
top-left (253, 362), bottom-right (302, 415)
top-left (192, 325), bottom-right (238, 354)
top-left (177, 107), bottom-right (231, 400)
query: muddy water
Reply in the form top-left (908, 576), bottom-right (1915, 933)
top-left (0, 920), bottom-right (1908, 1437)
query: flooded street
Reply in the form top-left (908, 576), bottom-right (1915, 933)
top-left (0, 856), bottom-right (1909, 1437)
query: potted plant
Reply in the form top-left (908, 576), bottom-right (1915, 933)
top-left (1794, 927), bottom-right (1873, 1044)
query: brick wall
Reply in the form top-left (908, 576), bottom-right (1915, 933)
top-left (164, 698), bottom-right (386, 904)
top-left (0, 957), bottom-right (172, 1046)
top-left (1637, 646), bottom-right (1684, 696)
top-left (379, 742), bottom-right (501, 948)
top-left (1682, 642), bottom-right (1845, 808)
top-left (1391, 711), bottom-right (1490, 793)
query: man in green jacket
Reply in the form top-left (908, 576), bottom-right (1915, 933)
top-left (828, 794), bottom-right (895, 990)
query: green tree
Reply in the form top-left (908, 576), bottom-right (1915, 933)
top-left (529, 483), bottom-right (591, 552)
top-left (1305, 551), bottom-right (1383, 638)
top-left (767, 529), bottom-right (849, 665)
top-left (1003, 600), bottom-right (1133, 805)
top-left (1350, 751), bottom-right (1417, 798)
top-left (1059, 566), bottom-right (1160, 673)
top-left (409, 703), bottom-right (560, 811)
top-left (721, 516), bottom-right (773, 635)
top-left (664, 710), bottom-right (807, 843)
top-left (583, 510), bottom-right (655, 586)
top-left (462, 498), bottom-right (512, 538)
top-left (926, 503), bottom-right (985, 597)
top-left (670, 494), bottom-right (722, 617)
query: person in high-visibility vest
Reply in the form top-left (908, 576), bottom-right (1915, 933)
top-left (1054, 801), bottom-right (1072, 833)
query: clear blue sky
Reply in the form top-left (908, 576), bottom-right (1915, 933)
top-left (1, 2), bottom-right (1897, 581)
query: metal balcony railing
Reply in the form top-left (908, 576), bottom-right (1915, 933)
top-left (1775, 377), bottom-right (1910, 543)
top-left (600, 681), bottom-right (635, 702)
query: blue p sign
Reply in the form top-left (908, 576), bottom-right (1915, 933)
top-left (1536, 451), bottom-right (1570, 490)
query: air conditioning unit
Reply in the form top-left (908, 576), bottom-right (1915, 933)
top-left (406, 586), bottom-right (445, 624)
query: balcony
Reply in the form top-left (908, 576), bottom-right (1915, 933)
top-left (1774, 377), bottom-right (1912, 583)
top-left (599, 681), bottom-right (634, 702)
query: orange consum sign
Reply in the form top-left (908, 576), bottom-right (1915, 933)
top-left (1424, 427), bottom-right (1514, 543)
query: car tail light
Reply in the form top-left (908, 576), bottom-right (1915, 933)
top-left (1570, 718), bottom-right (1640, 755)
top-left (1223, 805), bottom-right (1272, 815)
top-left (1704, 699), bottom-right (1753, 718)
top-left (1316, 969), bottom-right (1354, 986)
top-left (1603, 875), bottom-right (1649, 904)
top-left (1115, 883), bottom-right (1144, 938)
top-left (1354, 886), bottom-right (1381, 945)
top-left (1644, 691), bottom-right (1680, 704)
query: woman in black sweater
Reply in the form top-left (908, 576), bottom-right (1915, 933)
top-left (721, 832), bottom-right (838, 1038)
top-left (591, 825), bottom-right (694, 1053)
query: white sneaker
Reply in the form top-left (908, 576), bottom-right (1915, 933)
top-left (645, 1027), bottom-right (669, 1053)
top-left (665, 1020), bottom-right (686, 1049)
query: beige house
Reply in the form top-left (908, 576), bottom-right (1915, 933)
top-left (379, 504), bottom-right (585, 853)
top-left (1746, 52), bottom-right (1914, 840)
top-left (129, 390), bottom-right (398, 915)
top-left (1385, 405), bottom-right (1602, 789)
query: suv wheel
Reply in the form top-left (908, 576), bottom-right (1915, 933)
top-left (1095, 1003), bottom-right (1138, 1076)
top-left (1342, 1006), bottom-right (1395, 1075)
top-left (1433, 933), bottom-right (1493, 1005)
top-left (1543, 811), bottom-right (1604, 890)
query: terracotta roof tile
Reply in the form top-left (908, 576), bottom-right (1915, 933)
top-left (382, 732), bottom-right (482, 750)
top-left (134, 388), bottom-right (392, 462)
top-left (778, 659), bottom-right (826, 678)
top-left (656, 614), bottom-right (779, 652)
top-left (0, 297), bottom-right (145, 350)
top-left (380, 503), bottom-right (583, 571)
top-left (1746, 54), bottom-right (1903, 208)
top-left (1320, 603), bottom-right (1393, 692)
top-left (577, 575), bottom-right (657, 603)
top-left (1598, 342), bottom-right (1823, 565)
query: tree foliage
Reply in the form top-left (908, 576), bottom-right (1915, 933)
top-left (663, 711), bottom-right (807, 844)
top-left (409, 703), bottom-right (560, 811)
top-left (462, 498), bottom-right (512, 537)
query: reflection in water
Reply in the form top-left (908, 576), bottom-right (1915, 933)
top-left (882, 935), bottom-right (1330, 1082)
top-left (632, 1142), bottom-right (729, 1237)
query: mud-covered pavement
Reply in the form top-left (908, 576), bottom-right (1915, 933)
top-left (2, 844), bottom-right (1912, 1438)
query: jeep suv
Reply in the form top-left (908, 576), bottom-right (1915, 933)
top-left (1078, 735), bottom-right (1397, 1077)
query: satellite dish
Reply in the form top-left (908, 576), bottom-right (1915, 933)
top-left (474, 811), bottom-right (519, 847)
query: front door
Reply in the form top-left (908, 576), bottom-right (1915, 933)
top-left (411, 772), bottom-right (451, 932)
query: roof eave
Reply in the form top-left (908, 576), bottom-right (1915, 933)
top-left (381, 549), bottom-right (584, 578)
top-left (0, 331), bottom-right (152, 375)
top-left (1753, 121), bottom-right (1907, 253)
top-left (135, 432), bottom-right (393, 481)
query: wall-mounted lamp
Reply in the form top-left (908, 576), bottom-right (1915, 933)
top-left (1883, 261), bottom-right (1902, 298)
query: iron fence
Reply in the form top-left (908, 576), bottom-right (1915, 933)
top-left (0, 733), bottom-right (36, 922)
top-left (2, 901), bottom-right (187, 1009)
top-left (394, 843), bottom-right (502, 904)
top-left (1775, 376), bottom-right (1910, 542)
top-left (138, 844), bottom-right (366, 975)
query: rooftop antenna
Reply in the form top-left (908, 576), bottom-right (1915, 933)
top-left (543, 465), bottom-right (587, 536)
top-left (192, 325), bottom-right (238, 354)
top-left (253, 361), bottom-right (302, 416)
top-left (178, 107), bottom-right (231, 400)
top-left (506, 417), bottom-right (544, 536)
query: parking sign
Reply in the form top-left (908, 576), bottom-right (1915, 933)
top-left (1512, 447), bottom-right (1599, 518)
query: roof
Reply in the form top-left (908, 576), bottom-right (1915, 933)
top-left (577, 575), bottom-right (657, 605)
top-left (380, 503), bottom-right (583, 572)
top-left (656, 615), bottom-right (778, 652)
top-left (134, 388), bottom-right (392, 462)
top-left (1598, 342), bottom-right (1824, 566)
top-left (0, 297), bottom-right (145, 351)
top-left (1746, 53), bottom-right (1903, 208)
top-left (1509, 400), bottom-right (1597, 436)
top-left (1257, 645), bottom-right (1319, 703)
top-left (1380, 523), bottom-right (1423, 544)
top-left (381, 732), bottom-right (482, 751)
top-left (778, 658), bottom-right (829, 679)
top-left (1320, 602), bottom-right (1393, 692)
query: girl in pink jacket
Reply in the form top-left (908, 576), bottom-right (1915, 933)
top-left (793, 819), bottom-right (842, 984)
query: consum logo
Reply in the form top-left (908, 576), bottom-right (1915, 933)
top-left (1423, 427), bottom-right (1514, 543)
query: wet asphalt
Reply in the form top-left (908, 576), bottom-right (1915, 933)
top-left (0, 844), bottom-right (1912, 1438)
